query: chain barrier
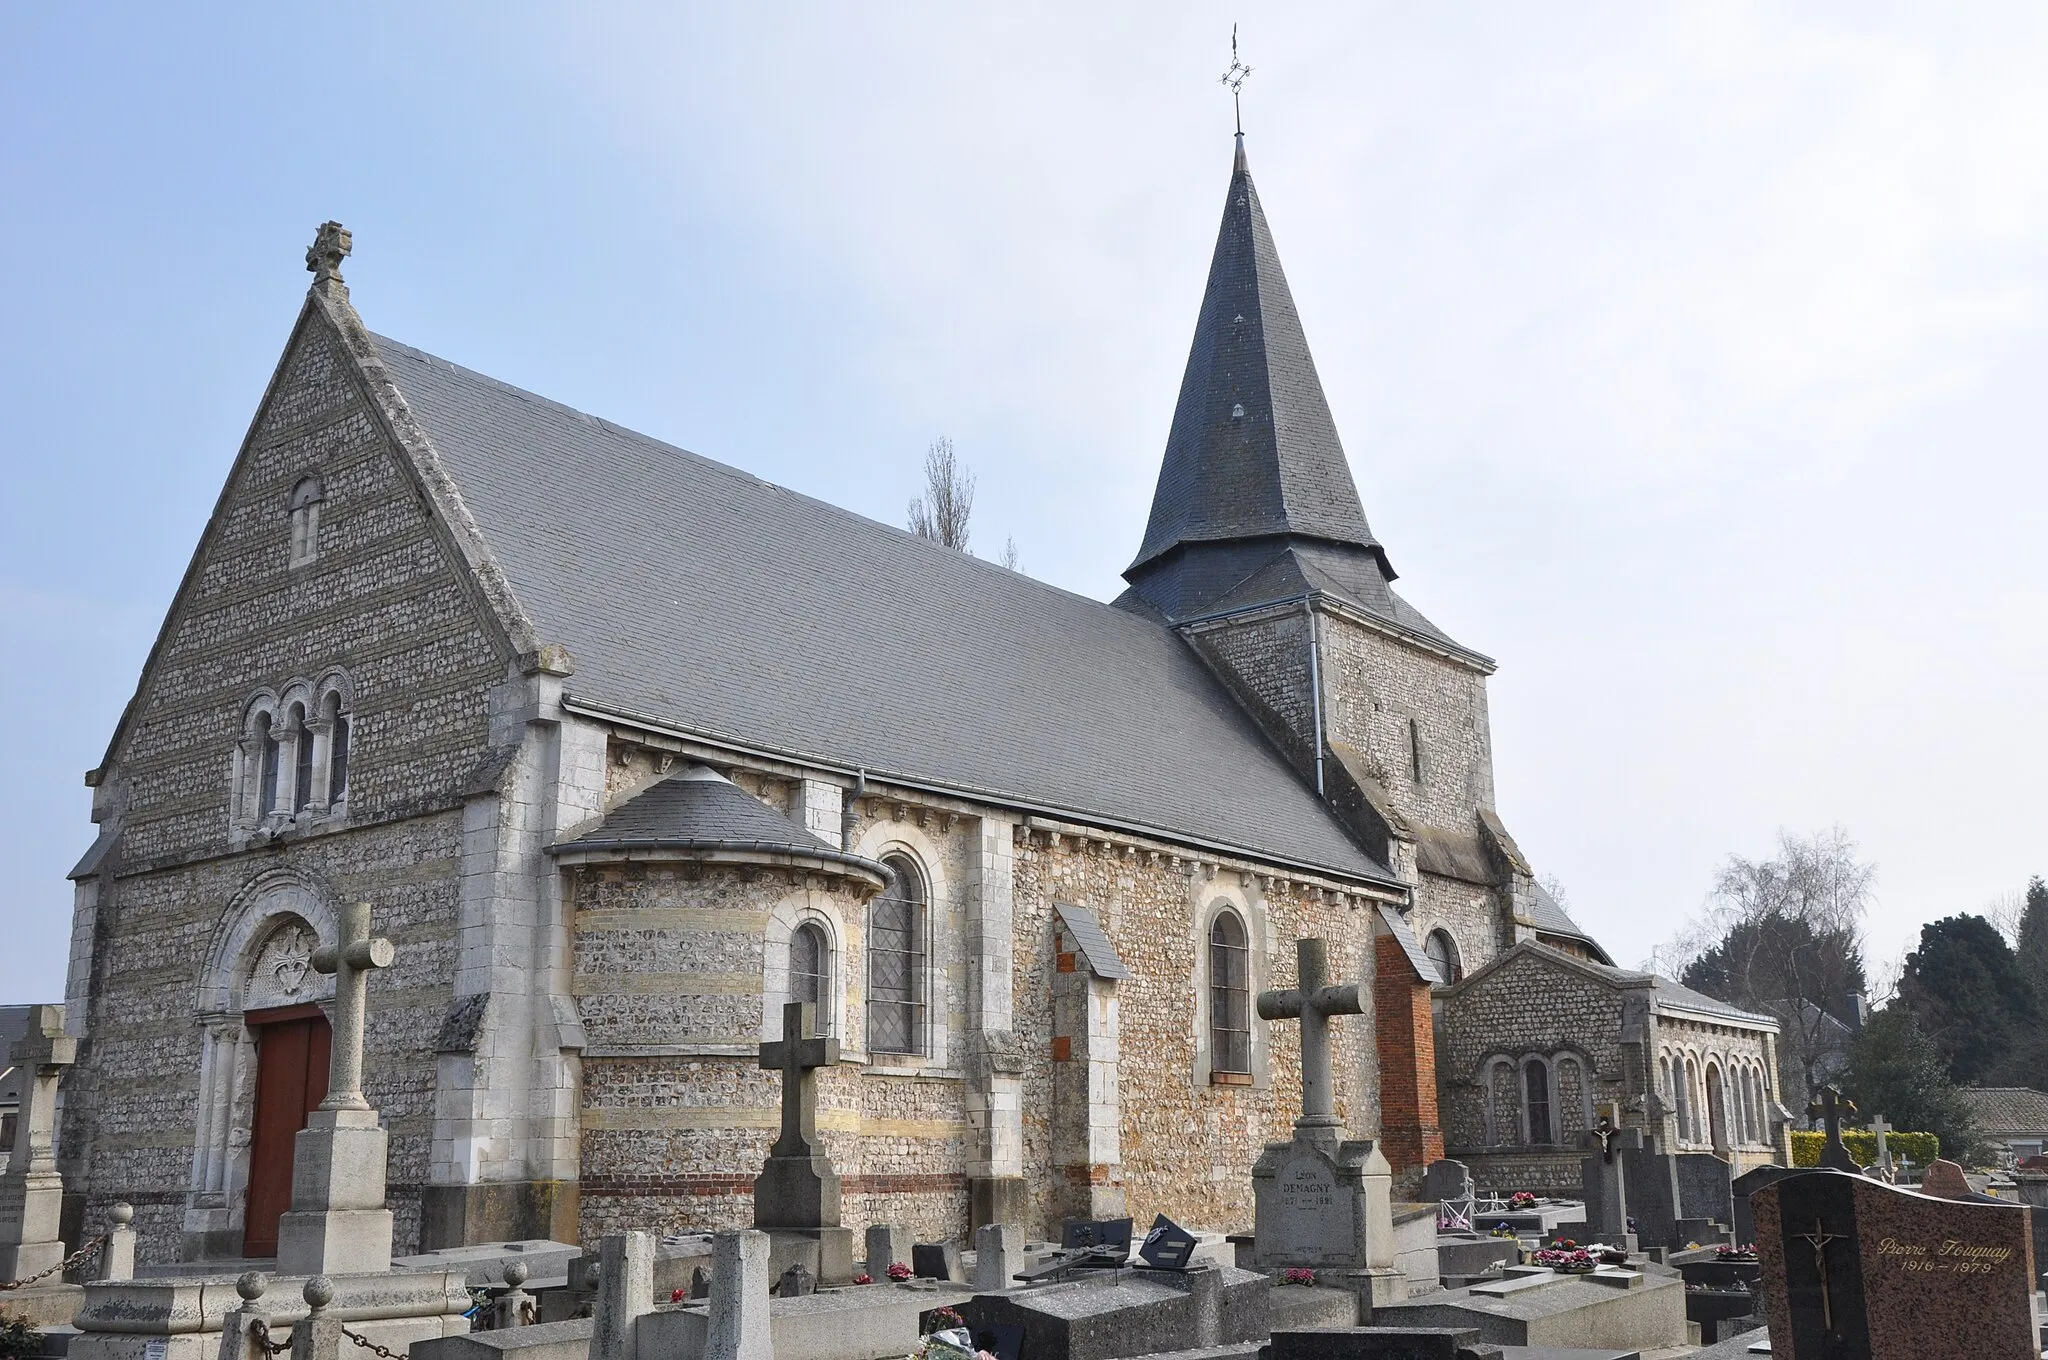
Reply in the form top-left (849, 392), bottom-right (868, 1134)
top-left (0, 1235), bottom-right (107, 1291)
top-left (341, 1326), bottom-right (407, 1360)
top-left (245, 1320), bottom-right (293, 1358)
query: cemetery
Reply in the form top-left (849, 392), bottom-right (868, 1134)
top-left (17, 913), bottom-right (2041, 1360)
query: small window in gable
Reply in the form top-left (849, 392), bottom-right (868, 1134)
top-left (289, 475), bottom-right (325, 567)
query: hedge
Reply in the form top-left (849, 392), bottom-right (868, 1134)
top-left (1790, 1130), bottom-right (1940, 1167)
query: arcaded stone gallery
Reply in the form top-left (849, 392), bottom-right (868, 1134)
top-left (55, 140), bottom-right (1782, 1265)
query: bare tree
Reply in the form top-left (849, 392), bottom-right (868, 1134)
top-left (907, 437), bottom-right (974, 550)
top-left (1660, 826), bottom-right (1875, 1106)
top-left (1000, 537), bottom-right (1020, 571)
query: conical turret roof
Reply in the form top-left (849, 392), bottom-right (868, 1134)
top-left (1126, 138), bottom-right (1391, 602)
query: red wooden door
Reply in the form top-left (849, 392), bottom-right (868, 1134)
top-left (242, 1005), bottom-right (330, 1258)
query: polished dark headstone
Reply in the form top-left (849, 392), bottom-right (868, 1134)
top-left (1136, 1214), bottom-right (1198, 1271)
top-left (1753, 1168), bottom-right (2038, 1359)
top-left (1729, 1163), bottom-right (1800, 1245)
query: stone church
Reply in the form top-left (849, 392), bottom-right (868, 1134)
top-left (56, 134), bottom-right (1779, 1266)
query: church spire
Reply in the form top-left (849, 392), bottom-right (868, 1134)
top-left (1124, 140), bottom-right (1391, 617)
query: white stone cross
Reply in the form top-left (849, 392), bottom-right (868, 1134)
top-left (311, 901), bottom-right (394, 1112)
top-left (1870, 1114), bottom-right (1894, 1177)
top-left (1257, 938), bottom-right (1364, 1148)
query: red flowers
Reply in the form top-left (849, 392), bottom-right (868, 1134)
top-left (887, 1262), bottom-right (913, 1282)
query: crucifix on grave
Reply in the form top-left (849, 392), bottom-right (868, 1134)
top-left (1580, 1116), bottom-right (1642, 1249)
top-left (1793, 1216), bottom-right (1845, 1330)
top-left (276, 901), bottom-right (397, 1276)
top-left (753, 1001), bottom-right (855, 1283)
top-left (1807, 1086), bottom-right (1861, 1173)
top-left (1249, 939), bottom-right (1402, 1306)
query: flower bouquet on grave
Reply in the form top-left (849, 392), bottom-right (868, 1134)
top-left (1489, 1225), bottom-right (1518, 1240)
top-left (854, 1273), bottom-right (874, 1285)
top-left (1530, 1244), bottom-right (1598, 1274)
top-left (1280, 1268), bottom-right (1317, 1287)
top-left (911, 1308), bottom-right (976, 1360)
top-left (1507, 1192), bottom-right (1538, 1210)
top-left (1715, 1243), bottom-right (1758, 1262)
top-left (888, 1262), bottom-right (914, 1282)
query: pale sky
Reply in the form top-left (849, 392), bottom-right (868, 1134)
top-left (5, 4), bottom-right (2046, 1002)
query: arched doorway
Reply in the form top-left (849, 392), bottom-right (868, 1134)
top-left (242, 1003), bottom-right (331, 1256)
top-left (186, 876), bottom-right (337, 1261)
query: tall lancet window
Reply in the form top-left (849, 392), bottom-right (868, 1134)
top-left (867, 855), bottom-right (926, 1055)
top-left (1209, 910), bottom-right (1252, 1079)
top-left (288, 475), bottom-right (325, 567)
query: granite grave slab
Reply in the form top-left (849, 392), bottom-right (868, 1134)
top-left (1752, 1167), bottom-right (2039, 1359)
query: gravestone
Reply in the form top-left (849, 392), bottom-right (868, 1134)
top-left (972, 1222), bottom-right (1021, 1290)
top-left (1674, 1153), bottom-right (1735, 1233)
top-left (913, 1241), bottom-right (964, 1283)
top-left (1579, 1119), bottom-right (1638, 1248)
top-left (590, 1231), bottom-right (655, 1360)
top-left (1730, 1163), bottom-right (1800, 1246)
top-left (1620, 1140), bottom-right (1683, 1251)
top-left (1060, 1217), bottom-right (1133, 1252)
top-left (705, 1229), bottom-right (771, 1360)
top-left (865, 1224), bottom-right (912, 1278)
top-left (1916, 1158), bottom-right (1995, 1202)
top-left (754, 1001), bottom-right (855, 1284)
top-left (776, 1261), bottom-right (815, 1297)
top-left (1807, 1087), bottom-right (1862, 1173)
top-left (0, 1004), bottom-right (76, 1286)
top-left (277, 901), bottom-right (397, 1276)
top-left (1136, 1215), bottom-right (1198, 1271)
top-left (1419, 1160), bottom-right (1473, 1206)
top-left (1752, 1168), bottom-right (2039, 1358)
top-left (1251, 939), bottom-right (1401, 1309)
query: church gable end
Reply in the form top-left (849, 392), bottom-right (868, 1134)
top-left (97, 301), bottom-right (515, 871)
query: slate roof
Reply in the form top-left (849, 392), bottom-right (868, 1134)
top-left (1053, 904), bottom-right (1130, 981)
top-left (1129, 139), bottom-right (1387, 575)
top-left (553, 765), bottom-right (835, 854)
top-left (372, 336), bottom-right (1396, 886)
top-left (1528, 882), bottom-right (1613, 965)
top-left (1957, 1087), bottom-right (2048, 1136)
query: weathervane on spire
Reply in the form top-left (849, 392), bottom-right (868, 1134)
top-left (1219, 24), bottom-right (1253, 136)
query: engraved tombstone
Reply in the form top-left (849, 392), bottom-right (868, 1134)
top-left (1752, 1168), bottom-right (2039, 1359)
top-left (1250, 939), bottom-right (1400, 1308)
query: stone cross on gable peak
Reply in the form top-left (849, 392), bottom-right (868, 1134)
top-left (760, 1001), bottom-right (839, 1157)
top-left (311, 900), bottom-right (394, 1112)
top-left (306, 221), bottom-right (351, 291)
top-left (1257, 938), bottom-right (1364, 1148)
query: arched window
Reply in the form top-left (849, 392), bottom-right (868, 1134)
top-left (1524, 1059), bottom-right (1554, 1145)
top-left (1706, 1064), bottom-right (1730, 1150)
top-left (289, 475), bottom-right (325, 567)
top-left (1209, 910), bottom-right (1252, 1077)
top-left (791, 921), bottom-right (829, 1012)
top-left (319, 689), bottom-right (351, 807)
top-left (1675, 1058), bottom-right (1696, 1143)
top-left (257, 713), bottom-right (281, 818)
top-left (1423, 929), bottom-right (1462, 985)
top-left (867, 855), bottom-right (926, 1055)
top-left (1486, 1058), bottom-right (1520, 1145)
top-left (289, 703), bottom-right (314, 812)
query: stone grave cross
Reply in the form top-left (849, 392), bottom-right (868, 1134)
top-left (1806, 1086), bottom-right (1860, 1172)
top-left (310, 900), bottom-right (394, 1112)
top-left (1869, 1113), bottom-right (1893, 1179)
top-left (760, 1001), bottom-right (837, 1156)
top-left (0, 1005), bottom-right (77, 1282)
top-left (1256, 938), bottom-right (1364, 1150)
